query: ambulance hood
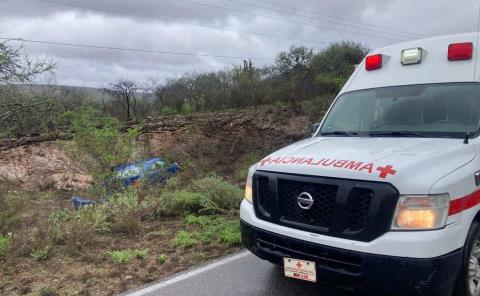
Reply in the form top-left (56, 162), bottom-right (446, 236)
top-left (257, 137), bottom-right (475, 193)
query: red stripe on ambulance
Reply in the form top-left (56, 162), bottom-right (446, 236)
top-left (449, 190), bottom-right (480, 216)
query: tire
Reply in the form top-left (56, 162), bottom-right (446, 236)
top-left (454, 221), bottom-right (480, 296)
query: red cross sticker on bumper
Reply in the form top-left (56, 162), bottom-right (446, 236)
top-left (376, 165), bottom-right (397, 179)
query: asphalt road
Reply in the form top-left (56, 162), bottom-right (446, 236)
top-left (125, 251), bottom-right (355, 296)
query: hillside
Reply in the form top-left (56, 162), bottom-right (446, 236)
top-left (0, 106), bottom-right (312, 191)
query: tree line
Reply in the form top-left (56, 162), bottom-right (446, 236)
top-left (0, 40), bottom-right (368, 138)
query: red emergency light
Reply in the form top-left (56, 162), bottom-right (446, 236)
top-left (365, 54), bottom-right (383, 71)
top-left (448, 42), bottom-right (473, 61)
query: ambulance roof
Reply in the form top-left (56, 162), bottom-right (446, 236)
top-left (341, 32), bottom-right (480, 94)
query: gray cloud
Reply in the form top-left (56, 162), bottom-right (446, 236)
top-left (1, 0), bottom-right (478, 87)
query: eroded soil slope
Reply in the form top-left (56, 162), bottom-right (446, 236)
top-left (0, 107), bottom-right (312, 191)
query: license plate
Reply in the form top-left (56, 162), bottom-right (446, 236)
top-left (283, 257), bottom-right (316, 282)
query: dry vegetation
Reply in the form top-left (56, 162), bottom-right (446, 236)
top-left (0, 105), bottom-right (313, 296)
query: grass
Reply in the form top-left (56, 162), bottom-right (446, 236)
top-left (107, 249), bottom-right (149, 264)
top-left (172, 231), bottom-right (199, 248)
top-left (133, 249), bottom-right (149, 259)
top-left (218, 221), bottom-right (241, 246)
top-left (0, 174), bottom-right (243, 294)
top-left (151, 228), bottom-right (167, 238)
top-left (156, 253), bottom-right (167, 264)
top-left (31, 247), bottom-right (50, 261)
top-left (183, 215), bottom-right (241, 247)
top-left (0, 234), bottom-right (11, 258)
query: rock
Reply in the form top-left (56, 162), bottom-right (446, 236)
top-left (0, 142), bottom-right (92, 191)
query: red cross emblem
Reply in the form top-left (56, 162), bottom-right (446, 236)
top-left (296, 261), bottom-right (302, 269)
top-left (376, 165), bottom-right (397, 179)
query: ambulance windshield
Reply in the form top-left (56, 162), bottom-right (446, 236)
top-left (320, 83), bottom-right (480, 139)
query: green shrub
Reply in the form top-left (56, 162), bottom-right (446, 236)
top-left (107, 250), bottom-right (133, 264)
top-left (172, 231), bottom-right (199, 248)
top-left (150, 190), bottom-right (204, 216)
top-left (133, 249), bottom-right (149, 259)
top-left (107, 248), bottom-right (148, 264)
top-left (31, 246), bottom-right (49, 261)
top-left (184, 214), bottom-right (211, 226)
top-left (172, 190), bottom-right (204, 214)
top-left (218, 220), bottom-right (241, 246)
top-left (68, 107), bottom-right (140, 189)
top-left (163, 176), bottom-right (180, 192)
top-left (46, 207), bottom-right (109, 250)
top-left (142, 176), bottom-right (242, 218)
top-left (0, 234), bottom-right (11, 258)
top-left (156, 253), bottom-right (167, 264)
top-left (105, 189), bottom-right (141, 235)
top-left (191, 176), bottom-right (243, 214)
top-left (183, 215), bottom-right (241, 247)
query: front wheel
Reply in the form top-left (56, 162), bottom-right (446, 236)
top-left (455, 221), bottom-right (480, 296)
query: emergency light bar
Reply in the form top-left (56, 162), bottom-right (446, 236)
top-left (448, 42), bottom-right (473, 61)
top-left (365, 54), bottom-right (383, 71)
top-left (401, 48), bottom-right (423, 65)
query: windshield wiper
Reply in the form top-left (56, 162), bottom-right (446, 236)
top-left (321, 131), bottom-right (358, 136)
top-left (369, 131), bottom-right (427, 137)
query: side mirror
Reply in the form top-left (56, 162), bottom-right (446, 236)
top-left (311, 123), bottom-right (320, 137)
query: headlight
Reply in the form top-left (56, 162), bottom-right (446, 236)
top-left (391, 194), bottom-right (450, 230)
top-left (244, 165), bottom-right (256, 203)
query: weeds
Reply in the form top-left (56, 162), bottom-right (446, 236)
top-left (133, 249), bottom-right (149, 259)
top-left (172, 231), bottom-right (199, 248)
top-left (156, 253), bottom-right (167, 264)
top-left (150, 228), bottom-right (167, 238)
top-left (106, 189), bottom-right (142, 235)
top-left (107, 249), bottom-right (148, 264)
top-left (107, 250), bottom-right (133, 264)
top-left (31, 246), bottom-right (49, 261)
top-left (190, 176), bottom-right (243, 214)
top-left (218, 221), bottom-right (241, 246)
top-left (46, 207), bottom-right (109, 251)
top-left (183, 215), bottom-right (241, 247)
top-left (145, 175), bottom-right (243, 218)
top-left (156, 191), bottom-right (204, 216)
top-left (0, 234), bottom-right (11, 258)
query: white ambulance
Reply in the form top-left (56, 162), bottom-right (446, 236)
top-left (240, 32), bottom-right (480, 296)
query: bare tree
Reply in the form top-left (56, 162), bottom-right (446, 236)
top-left (104, 79), bottom-right (140, 121)
top-left (0, 41), bottom-right (57, 136)
top-left (0, 40), bottom-right (55, 84)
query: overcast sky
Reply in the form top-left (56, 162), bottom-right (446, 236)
top-left (1, 0), bottom-right (479, 88)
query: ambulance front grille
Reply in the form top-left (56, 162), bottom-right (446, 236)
top-left (257, 176), bottom-right (272, 216)
top-left (253, 171), bottom-right (399, 242)
top-left (277, 179), bottom-right (338, 228)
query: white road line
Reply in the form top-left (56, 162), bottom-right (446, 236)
top-left (126, 251), bottom-right (251, 296)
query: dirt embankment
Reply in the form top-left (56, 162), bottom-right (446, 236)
top-left (0, 107), bottom-right (312, 191)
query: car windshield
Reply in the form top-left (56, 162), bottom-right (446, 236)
top-left (319, 83), bottom-right (480, 138)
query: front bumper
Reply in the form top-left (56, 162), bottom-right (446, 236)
top-left (241, 219), bottom-right (462, 296)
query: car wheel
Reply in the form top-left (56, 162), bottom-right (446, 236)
top-left (455, 221), bottom-right (480, 296)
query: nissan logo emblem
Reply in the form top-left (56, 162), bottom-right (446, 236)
top-left (297, 192), bottom-right (314, 210)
